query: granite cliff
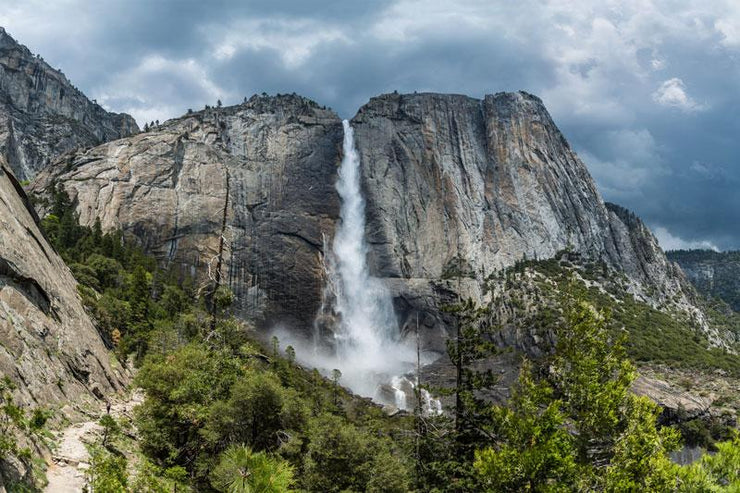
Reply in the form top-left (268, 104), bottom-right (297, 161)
top-left (351, 92), bottom-right (713, 350)
top-left (667, 250), bottom-right (740, 312)
top-left (31, 91), bottom-right (728, 353)
top-left (33, 94), bottom-right (342, 334)
top-left (0, 27), bottom-right (138, 180)
top-left (0, 158), bottom-right (125, 412)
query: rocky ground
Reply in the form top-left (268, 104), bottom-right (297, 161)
top-left (638, 364), bottom-right (740, 419)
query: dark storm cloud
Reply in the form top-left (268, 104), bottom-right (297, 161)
top-left (1, 0), bottom-right (738, 249)
top-left (209, 25), bottom-right (554, 117)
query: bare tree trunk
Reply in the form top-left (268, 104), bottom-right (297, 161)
top-left (454, 317), bottom-right (463, 436)
top-left (454, 247), bottom-right (463, 438)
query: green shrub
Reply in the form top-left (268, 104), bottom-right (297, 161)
top-left (210, 445), bottom-right (294, 493)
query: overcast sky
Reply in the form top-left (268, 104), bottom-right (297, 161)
top-left (1, 0), bottom-right (738, 250)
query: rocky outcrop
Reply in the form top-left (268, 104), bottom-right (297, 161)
top-left (0, 27), bottom-right (138, 180)
top-left (632, 375), bottom-right (712, 423)
top-left (0, 159), bottom-right (125, 412)
top-left (32, 94), bottom-right (342, 334)
top-left (667, 250), bottom-right (740, 312)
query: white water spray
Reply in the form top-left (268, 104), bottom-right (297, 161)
top-left (328, 120), bottom-right (414, 399)
top-left (277, 120), bottom-right (441, 412)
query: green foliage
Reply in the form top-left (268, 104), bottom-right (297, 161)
top-left (603, 396), bottom-right (682, 492)
top-left (210, 445), bottom-right (294, 493)
top-left (0, 377), bottom-right (26, 461)
top-left (475, 299), bottom-right (682, 492)
top-left (677, 434), bottom-right (740, 491)
top-left (37, 184), bottom-right (413, 491)
top-left (408, 299), bottom-right (500, 491)
top-left (550, 303), bottom-right (636, 464)
top-left (474, 361), bottom-right (576, 492)
top-left (303, 413), bottom-right (411, 493)
top-left (425, 298), bottom-right (497, 488)
top-left (284, 345), bottom-right (295, 365)
top-left (135, 343), bottom-right (244, 468)
top-left (135, 338), bottom-right (412, 490)
top-left (441, 255), bottom-right (476, 279)
top-left (86, 253), bottom-right (124, 290)
top-left (496, 253), bottom-right (740, 375)
top-left (40, 186), bottom-right (737, 491)
top-left (673, 415), bottom-right (735, 452)
top-left (202, 371), bottom-right (309, 452)
top-left (131, 460), bottom-right (189, 492)
top-left (99, 413), bottom-right (121, 448)
top-left (213, 285), bottom-right (235, 313)
top-left (0, 376), bottom-right (51, 488)
top-left (87, 446), bottom-right (128, 492)
top-left (38, 183), bottom-right (194, 361)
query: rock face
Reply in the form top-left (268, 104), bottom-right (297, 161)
top-left (0, 27), bottom-right (138, 180)
top-left (0, 159), bottom-right (125, 412)
top-left (33, 95), bottom-right (342, 333)
top-left (351, 92), bottom-right (704, 348)
top-left (32, 91), bottom-right (717, 350)
top-left (667, 250), bottom-right (740, 312)
top-left (632, 375), bottom-right (712, 423)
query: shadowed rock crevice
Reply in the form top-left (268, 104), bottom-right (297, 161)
top-left (0, 256), bottom-right (52, 315)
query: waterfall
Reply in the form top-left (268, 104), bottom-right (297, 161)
top-left (327, 120), bottom-right (414, 399)
top-left (390, 376), bottom-right (408, 410)
top-left (279, 119), bottom-right (440, 413)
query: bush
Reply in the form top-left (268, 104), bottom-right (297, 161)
top-left (303, 413), bottom-right (410, 492)
top-left (203, 372), bottom-right (309, 453)
top-left (87, 446), bottom-right (128, 492)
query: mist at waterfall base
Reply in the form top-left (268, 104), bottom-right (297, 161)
top-left (270, 120), bottom-right (440, 413)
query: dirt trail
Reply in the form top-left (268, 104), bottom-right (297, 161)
top-left (44, 391), bottom-right (143, 492)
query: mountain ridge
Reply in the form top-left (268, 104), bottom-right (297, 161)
top-left (667, 249), bottom-right (740, 312)
top-left (28, 90), bottom-right (735, 354)
top-left (0, 26), bottom-right (139, 180)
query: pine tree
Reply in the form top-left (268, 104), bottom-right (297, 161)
top-left (443, 298), bottom-right (496, 455)
top-left (474, 298), bottom-right (681, 491)
top-left (474, 360), bottom-right (576, 491)
top-left (415, 298), bottom-right (496, 489)
top-left (210, 445), bottom-right (294, 493)
top-left (128, 265), bottom-right (152, 359)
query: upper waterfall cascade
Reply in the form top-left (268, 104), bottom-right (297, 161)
top-left (273, 119), bottom-right (440, 413)
top-left (327, 120), bottom-right (415, 401)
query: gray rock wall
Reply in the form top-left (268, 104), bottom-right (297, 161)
top-left (0, 159), bottom-right (125, 412)
top-left (33, 95), bottom-right (342, 334)
top-left (0, 27), bottom-right (138, 180)
top-left (31, 91), bottom-right (720, 349)
top-left (351, 92), bottom-right (706, 347)
top-left (667, 250), bottom-right (740, 312)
